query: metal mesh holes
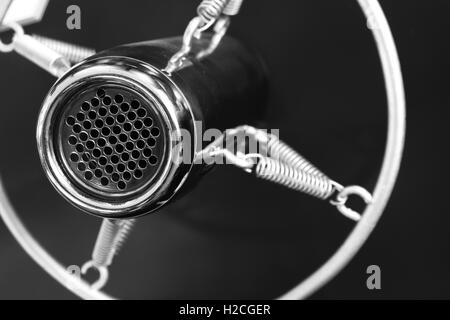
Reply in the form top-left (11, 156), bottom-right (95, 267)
top-left (60, 86), bottom-right (165, 194)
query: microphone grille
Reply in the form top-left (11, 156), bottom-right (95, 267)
top-left (59, 85), bottom-right (165, 194)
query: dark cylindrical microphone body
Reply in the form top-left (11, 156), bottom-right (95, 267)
top-left (37, 36), bottom-right (268, 218)
top-left (102, 37), bottom-right (268, 133)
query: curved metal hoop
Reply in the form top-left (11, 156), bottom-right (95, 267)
top-left (0, 0), bottom-right (405, 300)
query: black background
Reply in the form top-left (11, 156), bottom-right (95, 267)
top-left (0, 0), bottom-right (448, 299)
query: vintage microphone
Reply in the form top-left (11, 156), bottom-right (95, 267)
top-left (0, 0), bottom-right (404, 299)
top-left (36, 36), bottom-right (268, 219)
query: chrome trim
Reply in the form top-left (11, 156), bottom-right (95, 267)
top-left (37, 56), bottom-right (197, 218)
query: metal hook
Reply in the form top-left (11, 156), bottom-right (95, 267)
top-left (330, 185), bottom-right (373, 221)
top-left (208, 148), bottom-right (254, 170)
top-left (164, 17), bottom-right (204, 74)
top-left (81, 261), bottom-right (109, 291)
top-left (196, 16), bottom-right (230, 60)
top-left (0, 22), bottom-right (23, 52)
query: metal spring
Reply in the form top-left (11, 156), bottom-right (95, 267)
top-left (223, 0), bottom-right (244, 16)
top-left (92, 219), bottom-right (135, 268)
top-left (197, 0), bottom-right (229, 25)
top-left (254, 157), bottom-right (335, 200)
top-left (197, 0), bottom-right (244, 25)
top-left (32, 34), bottom-right (95, 64)
top-left (267, 136), bottom-right (327, 178)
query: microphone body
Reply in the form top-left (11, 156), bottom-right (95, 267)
top-left (37, 36), bottom-right (267, 218)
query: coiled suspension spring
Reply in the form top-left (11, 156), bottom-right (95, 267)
top-left (266, 135), bottom-right (326, 178)
top-left (203, 125), bottom-right (371, 221)
top-left (197, 0), bottom-right (228, 25)
top-left (197, 0), bottom-right (244, 26)
top-left (82, 219), bottom-right (135, 290)
top-left (254, 156), bottom-right (335, 200)
top-left (91, 219), bottom-right (135, 268)
top-left (250, 134), bottom-right (336, 200)
top-left (32, 34), bottom-right (95, 64)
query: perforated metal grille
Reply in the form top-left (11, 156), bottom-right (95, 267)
top-left (59, 85), bottom-right (165, 193)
